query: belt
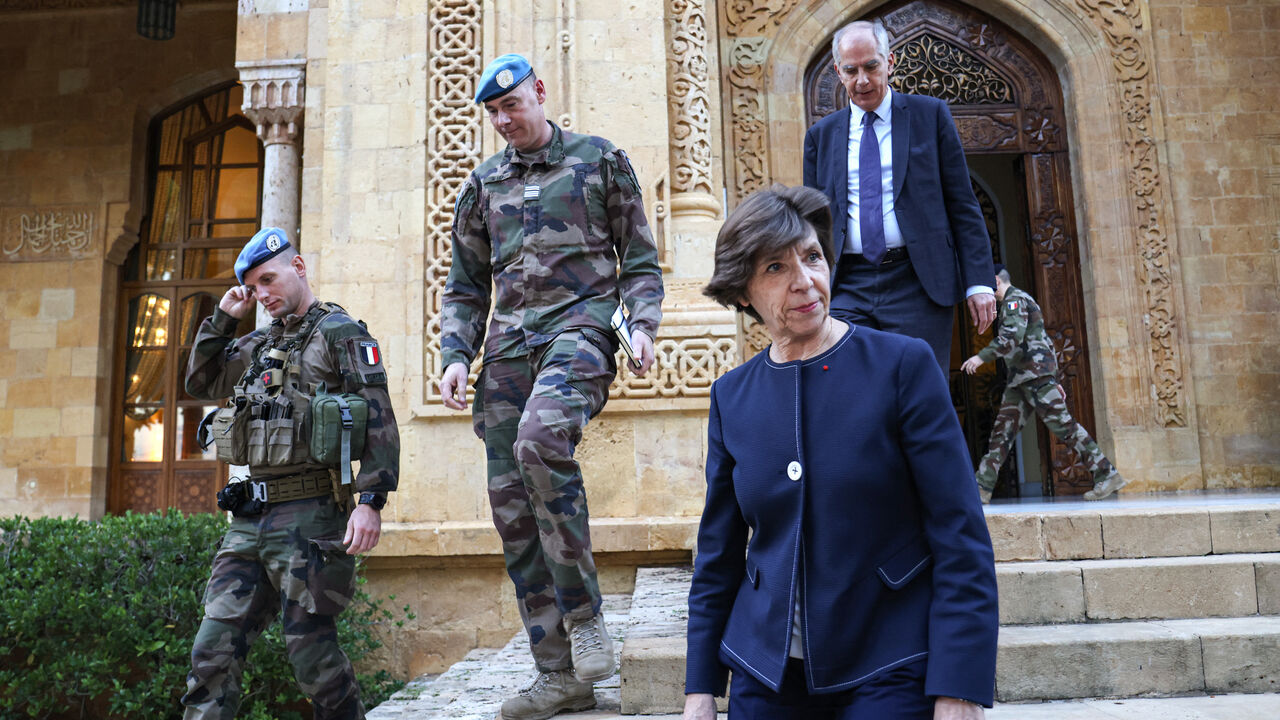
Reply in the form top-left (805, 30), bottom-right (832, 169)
top-left (245, 469), bottom-right (333, 504)
top-left (840, 246), bottom-right (909, 265)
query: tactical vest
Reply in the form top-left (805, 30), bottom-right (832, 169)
top-left (208, 303), bottom-right (366, 479)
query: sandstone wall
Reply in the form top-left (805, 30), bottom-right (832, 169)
top-left (1150, 0), bottom-right (1280, 488)
top-left (0, 3), bottom-right (238, 518)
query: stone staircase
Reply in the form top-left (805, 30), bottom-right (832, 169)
top-left (370, 499), bottom-right (1280, 718)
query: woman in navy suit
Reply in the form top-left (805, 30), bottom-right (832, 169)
top-left (683, 186), bottom-right (998, 719)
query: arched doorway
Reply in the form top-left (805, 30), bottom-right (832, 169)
top-left (108, 83), bottom-right (263, 514)
top-left (803, 0), bottom-right (1096, 497)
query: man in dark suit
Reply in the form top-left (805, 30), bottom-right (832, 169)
top-left (803, 19), bottom-right (996, 371)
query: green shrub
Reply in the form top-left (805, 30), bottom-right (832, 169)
top-left (0, 511), bottom-right (408, 719)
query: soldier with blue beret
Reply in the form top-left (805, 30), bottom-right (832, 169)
top-left (181, 226), bottom-right (401, 719)
top-left (962, 264), bottom-right (1125, 502)
top-left (439, 53), bottom-right (665, 720)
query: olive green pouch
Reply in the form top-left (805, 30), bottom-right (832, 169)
top-left (309, 382), bottom-right (367, 485)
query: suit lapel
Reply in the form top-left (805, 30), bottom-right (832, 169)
top-left (891, 93), bottom-right (909, 200)
top-left (833, 108), bottom-right (851, 256)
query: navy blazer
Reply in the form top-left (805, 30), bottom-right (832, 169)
top-left (803, 91), bottom-right (993, 306)
top-left (685, 325), bottom-right (998, 705)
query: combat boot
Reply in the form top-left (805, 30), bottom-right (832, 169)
top-left (564, 614), bottom-right (616, 682)
top-left (500, 669), bottom-right (596, 720)
top-left (1084, 470), bottom-right (1127, 500)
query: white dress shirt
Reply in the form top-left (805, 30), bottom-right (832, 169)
top-left (846, 90), bottom-right (901, 255)
top-left (845, 89), bottom-right (993, 298)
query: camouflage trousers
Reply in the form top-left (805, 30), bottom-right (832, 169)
top-left (181, 495), bottom-right (364, 720)
top-left (976, 378), bottom-right (1114, 492)
top-left (473, 329), bottom-right (616, 672)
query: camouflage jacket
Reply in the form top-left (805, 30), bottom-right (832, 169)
top-left (977, 285), bottom-right (1058, 386)
top-left (440, 123), bottom-right (665, 367)
top-left (186, 301), bottom-right (400, 495)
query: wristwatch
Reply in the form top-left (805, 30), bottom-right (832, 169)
top-left (357, 492), bottom-right (386, 511)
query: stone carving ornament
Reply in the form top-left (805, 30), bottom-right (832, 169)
top-left (667, 0), bottom-right (717, 200)
top-left (1073, 0), bottom-right (1186, 427)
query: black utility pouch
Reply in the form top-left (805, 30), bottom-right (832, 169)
top-left (216, 481), bottom-right (246, 512)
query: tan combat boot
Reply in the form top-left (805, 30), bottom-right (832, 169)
top-left (564, 614), bottom-right (616, 683)
top-left (500, 669), bottom-right (596, 720)
top-left (1083, 470), bottom-right (1127, 500)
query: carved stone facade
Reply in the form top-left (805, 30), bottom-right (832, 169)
top-left (1073, 0), bottom-right (1186, 428)
top-left (1, 206), bottom-right (97, 262)
top-left (423, 0), bottom-right (484, 402)
top-left (665, 0), bottom-right (720, 219)
top-left (237, 61), bottom-right (305, 147)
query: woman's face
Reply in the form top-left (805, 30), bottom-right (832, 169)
top-left (741, 229), bottom-right (831, 345)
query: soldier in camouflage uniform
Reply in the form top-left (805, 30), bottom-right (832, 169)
top-left (962, 265), bottom-right (1124, 503)
top-left (438, 54), bottom-right (664, 720)
top-left (181, 228), bottom-right (400, 719)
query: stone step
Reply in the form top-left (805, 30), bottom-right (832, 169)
top-left (997, 616), bottom-right (1280, 701)
top-left (420, 692), bottom-right (1280, 719)
top-left (984, 502), bottom-right (1280, 562)
top-left (619, 568), bottom-right (1280, 712)
top-left (368, 594), bottom-right (632, 719)
top-left (998, 552), bottom-right (1280, 624)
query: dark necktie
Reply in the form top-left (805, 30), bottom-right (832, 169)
top-left (859, 111), bottom-right (886, 265)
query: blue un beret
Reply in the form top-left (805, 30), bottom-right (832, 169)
top-left (475, 54), bottom-right (533, 104)
top-left (235, 227), bottom-right (292, 283)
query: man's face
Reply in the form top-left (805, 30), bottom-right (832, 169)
top-left (834, 28), bottom-right (894, 113)
top-left (244, 254), bottom-right (308, 318)
top-left (484, 78), bottom-right (550, 153)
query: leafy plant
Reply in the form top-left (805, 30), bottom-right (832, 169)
top-left (0, 511), bottom-right (407, 719)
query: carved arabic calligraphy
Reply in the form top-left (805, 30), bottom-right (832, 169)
top-left (2, 206), bottom-right (96, 261)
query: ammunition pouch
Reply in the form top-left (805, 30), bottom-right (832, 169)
top-left (210, 405), bottom-right (250, 466)
top-left (310, 382), bottom-right (367, 487)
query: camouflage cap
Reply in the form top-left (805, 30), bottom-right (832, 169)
top-left (475, 54), bottom-right (533, 104)
top-left (235, 227), bottom-right (291, 283)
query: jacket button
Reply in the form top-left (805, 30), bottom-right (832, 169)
top-left (787, 461), bottom-right (802, 481)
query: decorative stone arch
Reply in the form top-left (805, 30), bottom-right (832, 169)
top-left (105, 68), bottom-right (241, 266)
top-left (717, 0), bottom-right (1198, 488)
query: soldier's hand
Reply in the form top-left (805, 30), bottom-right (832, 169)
top-left (219, 285), bottom-right (256, 319)
top-left (968, 292), bottom-right (996, 335)
top-left (344, 504), bottom-right (382, 555)
top-left (961, 355), bottom-right (984, 375)
top-left (630, 329), bottom-right (656, 376)
top-left (440, 362), bottom-right (470, 410)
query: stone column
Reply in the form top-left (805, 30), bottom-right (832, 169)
top-left (237, 60), bottom-right (306, 246)
top-left (665, 0), bottom-right (720, 221)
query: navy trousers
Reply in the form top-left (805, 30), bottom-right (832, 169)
top-left (728, 658), bottom-right (933, 719)
top-left (830, 253), bottom-right (955, 373)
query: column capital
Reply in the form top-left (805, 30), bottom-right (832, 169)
top-left (236, 60), bottom-right (306, 147)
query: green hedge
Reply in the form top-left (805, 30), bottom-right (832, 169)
top-left (0, 511), bottom-right (409, 720)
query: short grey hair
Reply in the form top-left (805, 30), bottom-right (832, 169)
top-left (831, 19), bottom-right (890, 63)
top-left (995, 267), bottom-right (1011, 284)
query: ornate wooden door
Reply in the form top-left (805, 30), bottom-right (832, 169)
top-left (803, 0), bottom-right (1096, 496)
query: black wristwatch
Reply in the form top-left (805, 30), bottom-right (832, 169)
top-left (357, 492), bottom-right (386, 511)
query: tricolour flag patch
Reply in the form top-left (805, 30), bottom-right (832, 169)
top-left (360, 341), bottom-right (381, 366)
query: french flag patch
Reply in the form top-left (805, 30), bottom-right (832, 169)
top-left (359, 341), bottom-right (381, 366)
